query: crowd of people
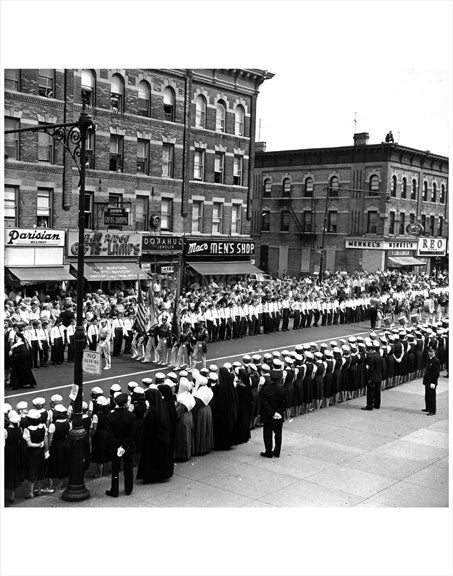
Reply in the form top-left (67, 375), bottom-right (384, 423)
top-left (3, 314), bottom-right (448, 503)
top-left (4, 270), bottom-right (449, 385)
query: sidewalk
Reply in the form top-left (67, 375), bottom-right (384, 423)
top-left (9, 375), bottom-right (449, 508)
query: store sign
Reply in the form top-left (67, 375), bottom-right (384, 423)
top-left (5, 228), bottom-right (65, 247)
top-left (142, 235), bottom-right (183, 252)
top-left (185, 240), bottom-right (255, 257)
top-left (388, 250), bottom-right (411, 256)
top-left (160, 265), bottom-right (175, 274)
top-left (417, 237), bottom-right (447, 256)
top-left (67, 231), bottom-right (141, 257)
top-left (345, 239), bottom-right (418, 250)
top-left (104, 207), bottom-right (128, 226)
top-left (345, 239), bottom-right (383, 249)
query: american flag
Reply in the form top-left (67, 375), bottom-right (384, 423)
top-left (147, 284), bottom-right (158, 329)
top-left (136, 280), bottom-right (147, 333)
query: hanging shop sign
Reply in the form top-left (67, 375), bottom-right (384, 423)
top-left (160, 265), bottom-right (175, 274)
top-left (67, 231), bottom-right (141, 257)
top-left (184, 239), bottom-right (255, 257)
top-left (142, 235), bottom-right (183, 252)
top-left (5, 228), bottom-right (65, 247)
top-left (104, 207), bottom-right (129, 226)
top-left (417, 237), bottom-right (447, 256)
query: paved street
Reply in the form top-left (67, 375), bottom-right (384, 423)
top-left (8, 372), bottom-right (448, 508)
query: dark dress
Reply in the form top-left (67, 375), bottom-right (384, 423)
top-left (294, 364), bottom-right (305, 407)
top-left (47, 420), bottom-right (70, 479)
top-left (158, 385), bottom-right (177, 457)
top-left (137, 388), bottom-right (173, 482)
top-left (233, 373), bottom-right (253, 446)
top-left (173, 403), bottom-right (193, 462)
top-left (91, 411), bottom-right (113, 464)
top-left (192, 397), bottom-right (214, 456)
top-left (324, 359), bottom-right (335, 398)
top-left (9, 343), bottom-right (37, 389)
top-left (283, 367), bottom-right (296, 412)
top-left (4, 425), bottom-right (26, 490)
top-left (211, 368), bottom-right (238, 450)
top-left (303, 362), bottom-right (315, 404)
top-left (81, 414), bottom-right (92, 470)
top-left (314, 361), bottom-right (325, 400)
top-left (25, 425), bottom-right (46, 482)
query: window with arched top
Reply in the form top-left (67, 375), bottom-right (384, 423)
top-left (282, 178), bottom-right (291, 197)
top-left (138, 80), bottom-right (151, 117)
top-left (163, 87), bottom-right (176, 122)
top-left (263, 179), bottom-right (272, 197)
top-left (431, 182), bottom-right (437, 202)
top-left (369, 175), bottom-right (379, 195)
top-left (234, 105), bottom-right (245, 136)
top-left (216, 100), bottom-right (226, 132)
top-left (111, 73), bottom-right (125, 112)
top-left (391, 175), bottom-right (397, 197)
top-left (329, 176), bottom-right (339, 196)
top-left (440, 184), bottom-right (446, 204)
top-left (195, 95), bottom-right (207, 128)
top-left (401, 177), bottom-right (407, 198)
top-left (304, 177), bottom-right (314, 197)
top-left (411, 179), bottom-right (417, 200)
top-left (81, 69), bottom-right (96, 106)
top-left (422, 181), bottom-right (428, 201)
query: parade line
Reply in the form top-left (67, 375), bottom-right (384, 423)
top-left (5, 330), bottom-right (370, 399)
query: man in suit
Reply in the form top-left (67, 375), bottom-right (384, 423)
top-left (259, 359), bottom-right (287, 458)
top-left (423, 347), bottom-right (440, 416)
top-left (105, 393), bottom-right (137, 497)
top-left (362, 339), bottom-right (383, 411)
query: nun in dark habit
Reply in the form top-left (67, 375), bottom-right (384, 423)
top-left (211, 366), bottom-right (238, 450)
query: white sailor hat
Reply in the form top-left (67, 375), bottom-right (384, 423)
top-left (16, 401), bottom-right (28, 411)
top-left (55, 404), bottom-right (67, 414)
top-left (223, 362), bottom-right (233, 369)
top-left (209, 372), bottom-right (218, 382)
top-left (314, 352), bottom-right (323, 360)
top-left (163, 379), bottom-right (175, 387)
top-left (284, 356), bottom-right (293, 364)
top-left (242, 354), bottom-right (252, 364)
top-left (348, 337), bottom-right (357, 344)
top-left (263, 353), bottom-right (273, 361)
top-left (142, 377), bottom-right (153, 385)
top-left (305, 352), bottom-right (314, 360)
top-left (303, 343), bottom-right (310, 351)
top-left (8, 410), bottom-right (21, 424)
top-left (372, 340), bottom-right (380, 348)
top-left (110, 383), bottom-right (122, 392)
top-left (272, 351), bottom-right (281, 358)
top-left (324, 350), bottom-right (333, 358)
top-left (309, 342), bottom-right (317, 349)
top-left (4, 403), bottom-right (12, 414)
top-left (51, 394), bottom-right (63, 403)
top-left (330, 341), bottom-right (338, 347)
top-left (289, 350), bottom-right (297, 358)
top-left (91, 386), bottom-right (103, 396)
top-left (272, 358), bottom-right (283, 368)
top-left (261, 363), bottom-right (271, 372)
top-left (320, 343), bottom-right (328, 349)
top-left (281, 350), bottom-right (290, 357)
top-left (209, 364), bottom-right (219, 372)
top-left (82, 401), bottom-right (88, 410)
top-left (365, 338), bottom-right (373, 348)
top-left (249, 363), bottom-right (257, 371)
top-left (294, 345), bottom-right (304, 353)
top-left (113, 391), bottom-right (121, 398)
top-left (134, 386), bottom-right (145, 394)
top-left (27, 409), bottom-right (41, 420)
top-left (155, 372), bottom-right (166, 381)
top-left (96, 396), bottom-right (109, 406)
top-left (252, 354), bottom-right (262, 363)
top-left (127, 381), bottom-right (138, 391)
top-left (167, 372), bottom-right (178, 381)
top-left (341, 345), bottom-right (350, 353)
top-left (232, 361), bottom-right (242, 368)
top-left (178, 370), bottom-right (189, 378)
top-left (200, 367), bottom-right (210, 375)
top-left (32, 397), bottom-right (45, 407)
top-left (358, 342), bottom-right (366, 349)
top-left (295, 354), bottom-right (303, 362)
top-left (333, 347), bottom-right (342, 354)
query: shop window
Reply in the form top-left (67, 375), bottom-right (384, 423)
top-left (440, 184), bottom-right (446, 204)
top-left (162, 143), bottom-right (174, 178)
top-left (195, 95), bottom-right (207, 128)
top-left (163, 87), bottom-right (175, 122)
top-left (391, 175), bottom-right (397, 197)
top-left (303, 211), bottom-right (312, 233)
top-left (329, 176), bottom-right (339, 197)
top-left (111, 73), bottom-right (125, 113)
top-left (231, 204), bottom-right (242, 234)
top-left (4, 185), bottom-right (18, 228)
top-left (438, 216), bottom-right (443, 236)
top-left (84, 192), bottom-right (93, 229)
top-left (214, 152), bottom-right (225, 184)
top-left (431, 183), bottom-right (437, 202)
top-left (401, 177), bottom-right (407, 199)
top-left (5, 69), bottom-right (20, 91)
top-left (263, 179), bottom-right (272, 197)
top-left (37, 188), bottom-right (52, 228)
top-left (110, 135), bottom-right (124, 172)
top-left (367, 210), bottom-right (378, 234)
top-left (37, 126), bottom-right (54, 163)
top-left (81, 69), bottom-right (95, 106)
top-left (138, 80), bottom-right (151, 117)
top-left (216, 100), bottom-right (226, 132)
top-left (422, 181), bottom-right (428, 201)
top-left (193, 149), bottom-right (205, 181)
top-left (327, 210), bottom-right (338, 232)
top-left (261, 209), bottom-right (270, 232)
top-left (280, 210), bottom-right (290, 232)
top-left (282, 178), bottom-right (291, 197)
top-left (5, 117), bottom-right (19, 160)
top-left (233, 155), bottom-right (243, 186)
top-left (389, 211), bottom-right (395, 235)
top-left (38, 69), bottom-right (54, 98)
top-left (161, 198), bottom-right (173, 231)
top-left (135, 196), bottom-right (149, 231)
top-left (192, 200), bottom-right (204, 234)
top-left (411, 179), bottom-right (417, 200)
top-left (399, 212), bottom-right (405, 235)
top-left (369, 175), bottom-right (379, 195)
top-left (304, 177), bottom-right (313, 197)
top-left (421, 214), bottom-right (427, 235)
top-left (212, 202), bottom-right (224, 234)
top-left (429, 215), bottom-right (435, 236)
top-left (234, 105), bottom-right (245, 136)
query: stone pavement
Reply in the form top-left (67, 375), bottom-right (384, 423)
top-left (10, 375), bottom-right (449, 508)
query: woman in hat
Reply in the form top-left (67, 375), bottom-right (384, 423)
top-left (173, 378), bottom-right (195, 462)
top-left (91, 396), bottom-right (113, 478)
top-left (9, 332), bottom-right (37, 390)
top-left (211, 367), bottom-right (238, 451)
top-left (46, 405), bottom-right (71, 492)
top-left (137, 388), bottom-right (173, 483)
top-left (23, 409), bottom-right (48, 498)
top-left (4, 410), bottom-right (27, 504)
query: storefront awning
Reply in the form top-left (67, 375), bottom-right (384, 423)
top-left (71, 262), bottom-right (149, 281)
top-left (188, 260), bottom-right (263, 276)
top-left (388, 256), bottom-right (427, 267)
top-left (7, 265), bottom-right (75, 284)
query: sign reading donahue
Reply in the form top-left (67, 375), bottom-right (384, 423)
top-left (142, 235), bottom-right (183, 252)
top-left (184, 239), bottom-right (255, 257)
top-left (82, 350), bottom-right (102, 375)
top-left (5, 228), bottom-right (65, 247)
top-left (67, 231), bottom-right (141, 257)
top-left (417, 237), bottom-right (447, 256)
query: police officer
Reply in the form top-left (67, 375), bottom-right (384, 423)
top-left (362, 339), bottom-right (383, 411)
top-left (422, 347), bottom-right (440, 416)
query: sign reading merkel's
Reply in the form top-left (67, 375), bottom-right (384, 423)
top-left (184, 239), bottom-right (255, 257)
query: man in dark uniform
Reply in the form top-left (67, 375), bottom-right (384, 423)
top-left (362, 339), bottom-right (383, 411)
top-left (259, 360), bottom-right (287, 458)
top-left (105, 393), bottom-right (137, 497)
top-left (422, 347), bottom-right (440, 416)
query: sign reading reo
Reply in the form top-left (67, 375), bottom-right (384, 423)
top-left (142, 235), bottom-right (183, 252)
top-left (417, 237), bottom-right (447, 256)
top-left (68, 231), bottom-right (141, 257)
top-left (184, 240), bottom-right (255, 257)
top-left (5, 228), bottom-right (65, 247)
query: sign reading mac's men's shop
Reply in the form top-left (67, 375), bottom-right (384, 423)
top-left (67, 231), bottom-right (141, 257)
top-left (417, 237), bottom-right (447, 256)
top-left (5, 229), bottom-right (65, 247)
top-left (142, 235), bottom-right (183, 252)
top-left (184, 240), bottom-right (255, 257)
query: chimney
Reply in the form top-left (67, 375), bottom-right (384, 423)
top-left (255, 141), bottom-right (267, 153)
top-left (353, 132), bottom-right (369, 146)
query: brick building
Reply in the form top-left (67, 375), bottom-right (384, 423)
top-left (253, 132), bottom-right (449, 277)
top-left (4, 68), bottom-right (273, 287)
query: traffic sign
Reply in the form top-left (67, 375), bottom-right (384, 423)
top-left (82, 350), bottom-right (102, 375)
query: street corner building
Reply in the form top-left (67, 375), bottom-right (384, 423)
top-left (4, 68), bottom-right (273, 291)
top-left (253, 133), bottom-right (448, 278)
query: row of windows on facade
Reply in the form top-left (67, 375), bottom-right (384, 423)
top-left (262, 175), bottom-right (447, 204)
top-left (260, 209), bottom-right (445, 237)
top-left (4, 186), bottom-right (244, 235)
top-left (4, 69), bottom-right (248, 137)
top-left (4, 122), bottom-right (245, 185)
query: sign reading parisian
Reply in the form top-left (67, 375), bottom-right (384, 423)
top-left (5, 228), bottom-right (65, 247)
top-left (184, 239), bottom-right (255, 257)
top-left (67, 231), bottom-right (141, 257)
top-left (417, 237), bottom-right (447, 256)
top-left (142, 235), bottom-right (183, 252)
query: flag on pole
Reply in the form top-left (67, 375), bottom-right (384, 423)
top-left (136, 276), bottom-right (147, 332)
top-left (171, 257), bottom-right (182, 341)
top-left (147, 283), bottom-right (158, 329)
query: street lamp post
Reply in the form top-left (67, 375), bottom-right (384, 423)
top-left (318, 188), bottom-right (331, 283)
